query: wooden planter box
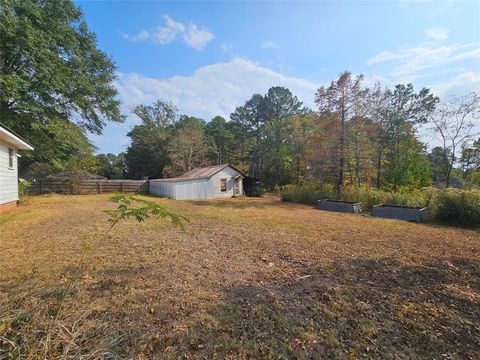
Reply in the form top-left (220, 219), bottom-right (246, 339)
top-left (372, 204), bottom-right (428, 222)
top-left (317, 199), bottom-right (362, 213)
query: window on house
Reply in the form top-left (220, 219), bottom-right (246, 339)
top-left (8, 148), bottom-right (14, 168)
top-left (220, 178), bottom-right (227, 192)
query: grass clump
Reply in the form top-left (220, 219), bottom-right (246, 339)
top-left (434, 189), bottom-right (480, 227)
top-left (281, 184), bottom-right (335, 205)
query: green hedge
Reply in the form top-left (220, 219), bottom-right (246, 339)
top-left (281, 184), bottom-right (479, 227)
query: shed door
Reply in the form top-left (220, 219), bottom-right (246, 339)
top-left (233, 178), bottom-right (241, 195)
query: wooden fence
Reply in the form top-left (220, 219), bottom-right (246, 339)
top-left (28, 179), bottom-right (149, 195)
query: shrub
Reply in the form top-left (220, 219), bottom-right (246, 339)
top-left (18, 179), bottom-right (31, 203)
top-left (433, 189), bottom-right (480, 227)
top-left (281, 184), bottom-right (335, 205)
top-left (341, 186), bottom-right (392, 211)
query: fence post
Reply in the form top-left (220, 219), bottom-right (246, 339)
top-left (97, 182), bottom-right (101, 194)
top-left (39, 179), bottom-right (43, 194)
top-left (120, 182), bottom-right (124, 193)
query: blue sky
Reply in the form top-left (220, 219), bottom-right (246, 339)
top-left (76, 0), bottom-right (480, 154)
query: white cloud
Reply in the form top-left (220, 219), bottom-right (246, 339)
top-left (114, 57), bottom-right (319, 121)
top-left (121, 30), bottom-right (149, 42)
top-left (431, 71), bottom-right (480, 97)
top-left (183, 24), bottom-right (215, 50)
top-left (367, 43), bottom-right (480, 79)
top-left (425, 27), bottom-right (449, 41)
top-left (153, 15), bottom-right (185, 44)
top-left (262, 40), bottom-right (278, 49)
top-left (122, 15), bottom-right (214, 50)
top-left (367, 51), bottom-right (399, 65)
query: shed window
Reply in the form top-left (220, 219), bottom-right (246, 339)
top-left (8, 148), bottom-right (14, 168)
top-left (220, 178), bottom-right (227, 192)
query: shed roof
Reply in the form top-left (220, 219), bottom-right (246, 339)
top-left (154, 164), bottom-right (245, 183)
top-left (180, 164), bottom-right (245, 178)
top-left (0, 123), bottom-right (34, 150)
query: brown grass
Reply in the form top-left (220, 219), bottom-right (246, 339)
top-left (1, 194), bottom-right (479, 359)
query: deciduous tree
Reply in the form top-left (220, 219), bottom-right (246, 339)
top-left (431, 91), bottom-right (480, 187)
top-left (169, 124), bottom-right (209, 174)
top-left (377, 84), bottom-right (438, 190)
top-left (125, 101), bottom-right (177, 179)
top-left (315, 71), bottom-right (371, 194)
top-left (0, 0), bottom-right (124, 173)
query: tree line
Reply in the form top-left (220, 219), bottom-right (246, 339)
top-left (2, 0), bottom-right (479, 192)
top-left (115, 75), bottom-right (479, 192)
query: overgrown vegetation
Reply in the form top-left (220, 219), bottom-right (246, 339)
top-left (281, 184), bottom-right (479, 227)
top-left (17, 180), bottom-right (31, 203)
top-left (434, 188), bottom-right (480, 226)
top-left (281, 184), bottom-right (433, 210)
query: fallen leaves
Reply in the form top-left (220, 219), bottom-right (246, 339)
top-left (0, 194), bottom-right (479, 359)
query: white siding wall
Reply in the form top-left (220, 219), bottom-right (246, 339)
top-left (149, 166), bottom-right (244, 200)
top-left (173, 179), bottom-right (212, 200)
top-left (150, 180), bottom-right (176, 199)
top-left (150, 178), bottom-right (212, 200)
top-left (211, 167), bottom-right (243, 198)
top-left (0, 141), bottom-right (18, 204)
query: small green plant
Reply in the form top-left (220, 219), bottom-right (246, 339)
top-left (108, 193), bottom-right (186, 229)
top-left (18, 179), bottom-right (31, 203)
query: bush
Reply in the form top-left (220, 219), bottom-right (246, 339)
top-left (18, 179), bottom-right (31, 203)
top-left (281, 184), bottom-right (335, 205)
top-left (433, 189), bottom-right (480, 227)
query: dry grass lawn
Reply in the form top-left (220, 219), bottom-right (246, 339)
top-left (1, 194), bottom-right (479, 359)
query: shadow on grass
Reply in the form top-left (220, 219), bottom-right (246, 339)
top-left (175, 257), bottom-right (480, 359)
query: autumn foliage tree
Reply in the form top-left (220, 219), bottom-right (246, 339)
top-left (169, 116), bottom-right (209, 174)
top-left (314, 72), bottom-right (372, 193)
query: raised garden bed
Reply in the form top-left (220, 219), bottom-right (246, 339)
top-left (317, 199), bottom-right (362, 213)
top-left (372, 204), bottom-right (428, 222)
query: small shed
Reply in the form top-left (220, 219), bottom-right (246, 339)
top-left (150, 164), bottom-right (245, 200)
top-left (0, 123), bottom-right (34, 213)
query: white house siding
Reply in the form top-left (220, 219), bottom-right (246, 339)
top-left (0, 141), bottom-right (18, 204)
top-left (210, 167), bottom-right (243, 198)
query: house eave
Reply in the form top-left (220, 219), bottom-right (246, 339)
top-left (0, 124), bottom-right (34, 150)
